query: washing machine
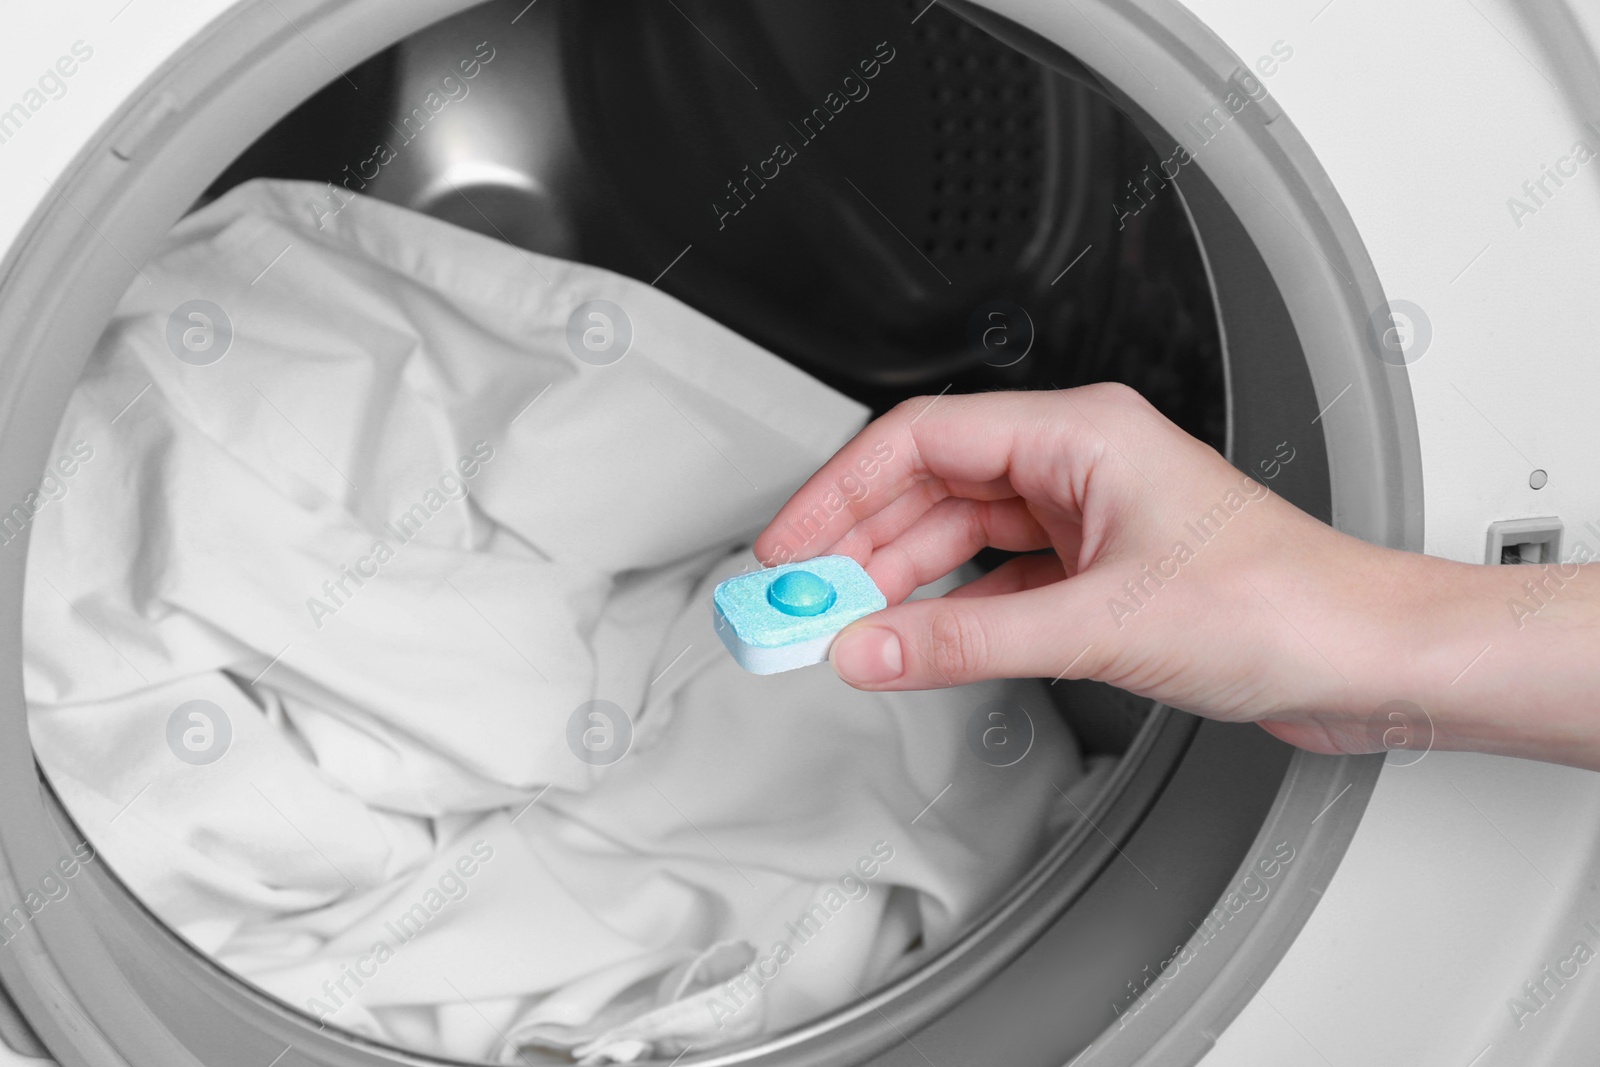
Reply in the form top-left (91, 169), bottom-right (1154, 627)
top-left (2, 0), bottom-right (1599, 1065)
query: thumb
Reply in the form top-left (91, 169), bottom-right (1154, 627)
top-left (827, 584), bottom-right (1103, 690)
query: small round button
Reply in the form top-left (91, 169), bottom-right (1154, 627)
top-left (767, 570), bottom-right (837, 617)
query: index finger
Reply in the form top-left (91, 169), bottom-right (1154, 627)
top-left (753, 391), bottom-right (1050, 566)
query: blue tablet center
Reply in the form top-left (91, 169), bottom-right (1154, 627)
top-left (766, 570), bottom-right (837, 617)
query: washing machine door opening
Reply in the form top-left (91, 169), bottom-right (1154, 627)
top-left (0, 2), bottom-right (1419, 1066)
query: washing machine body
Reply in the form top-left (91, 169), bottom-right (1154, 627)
top-left (0, 1), bottom-right (1597, 1066)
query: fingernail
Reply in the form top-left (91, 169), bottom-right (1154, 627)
top-left (831, 627), bottom-right (904, 685)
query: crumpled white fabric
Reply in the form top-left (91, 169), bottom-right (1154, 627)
top-left (24, 179), bottom-right (1091, 1062)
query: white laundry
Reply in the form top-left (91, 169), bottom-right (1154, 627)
top-left (23, 179), bottom-right (1092, 1062)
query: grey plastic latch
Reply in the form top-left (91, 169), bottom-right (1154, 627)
top-left (112, 92), bottom-right (181, 162)
top-left (1230, 67), bottom-right (1282, 124)
top-left (1486, 517), bottom-right (1563, 564)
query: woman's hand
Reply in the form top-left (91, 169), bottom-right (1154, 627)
top-left (754, 385), bottom-right (1600, 768)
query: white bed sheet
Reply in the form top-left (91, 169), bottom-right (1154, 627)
top-left (23, 179), bottom-right (1089, 1063)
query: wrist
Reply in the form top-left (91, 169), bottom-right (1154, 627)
top-left (1274, 530), bottom-right (1600, 768)
top-left (1363, 549), bottom-right (1500, 755)
top-left (1399, 554), bottom-right (1600, 766)
top-left (1244, 518), bottom-right (1466, 748)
